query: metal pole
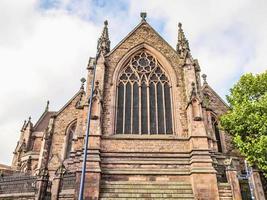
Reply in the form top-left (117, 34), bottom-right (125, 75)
top-left (78, 56), bottom-right (98, 200)
top-left (245, 160), bottom-right (255, 200)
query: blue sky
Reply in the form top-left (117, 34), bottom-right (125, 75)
top-left (0, 0), bottom-right (266, 165)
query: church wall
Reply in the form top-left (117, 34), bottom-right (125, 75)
top-left (101, 138), bottom-right (189, 152)
top-left (102, 23), bottom-right (188, 138)
top-left (202, 87), bottom-right (235, 154)
top-left (47, 95), bottom-right (82, 171)
top-left (32, 135), bottom-right (42, 152)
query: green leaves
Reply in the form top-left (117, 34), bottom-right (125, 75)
top-left (220, 71), bottom-right (267, 176)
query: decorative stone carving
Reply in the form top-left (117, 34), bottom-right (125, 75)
top-left (91, 81), bottom-right (102, 120)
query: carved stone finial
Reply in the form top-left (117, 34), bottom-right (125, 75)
top-left (45, 100), bottom-right (49, 111)
top-left (178, 22), bottom-right (182, 29)
top-left (93, 80), bottom-right (100, 96)
top-left (55, 163), bottom-right (66, 178)
top-left (28, 116), bottom-right (31, 122)
top-left (97, 20), bottom-right (110, 56)
top-left (104, 20), bottom-right (108, 26)
top-left (202, 74), bottom-right (207, 84)
top-left (177, 22), bottom-right (190, 58)
top-left (80, 77), bottom-right (86, 90)
top-left (140, 12), bottom-right (147, 21)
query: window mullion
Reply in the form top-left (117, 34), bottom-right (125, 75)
top-left (115, 86), bottom-right (118, 133)
top-left (147, 81), bottom-right (150, 135)
top-left (138, 82), bottom-right (141, 135)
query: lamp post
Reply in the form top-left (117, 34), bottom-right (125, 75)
top-left (245, 160), bottom-right (255, 200)
top-left (78, 57), bottom-right (97, 200)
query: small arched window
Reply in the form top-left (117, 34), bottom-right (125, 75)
top-left (65, 122), bottom-right (76, 158)
top-left (115, 51), bottom-right (173, 135)
top-left (211, 116), bottom-right (222, 152)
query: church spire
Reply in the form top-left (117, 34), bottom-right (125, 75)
top-left (97, 20), bottom-right (110, 56)
top-left (176, 22), bottom-right (190, 58)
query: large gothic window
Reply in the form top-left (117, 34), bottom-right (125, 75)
top-left (116, 51), bottom-right (173, 135)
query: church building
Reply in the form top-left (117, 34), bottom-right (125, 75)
top-left (0, 13), bottom-right (266, 200)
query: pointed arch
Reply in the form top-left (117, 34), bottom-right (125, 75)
top-left (109, 43), bottom-right (183, 136)
top-left (112, 43), bottom-right (178, 87)
top-left (63, 119), bottom-right (77, 159)
top-left (211, 114), bottom-right (223, 153)
top-left (113, 46), bottom-right (177, 135)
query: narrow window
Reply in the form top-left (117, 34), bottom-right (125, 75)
top-left (149, 83), bottom-right (156, 134)
top-left (157, 83), bottom-right (164, 134)
top-left (116, 83), bottom-right (124, 134)
top-left (164, 83), bottom-right (173, 134)
top-left (66, 122), bottom-right (76, 158)
top-left (141, 81), bottom-right (148, 134)
top-left (124, 82), bottom-right (132, 133)
top-left (212, 117), bottom-right (222, 152)
top-left (132, 82), bottom-right (139, 134)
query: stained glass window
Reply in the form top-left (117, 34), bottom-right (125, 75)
top-left (115, 51), bottom-right (173, 135)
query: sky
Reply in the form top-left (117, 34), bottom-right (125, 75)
top-left (0, 0), bottom-right (266, 165)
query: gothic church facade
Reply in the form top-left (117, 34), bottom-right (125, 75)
top-left (1, 14), bottom-right (266, 200)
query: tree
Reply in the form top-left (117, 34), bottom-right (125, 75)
top-left (220, 71), bottom-right (267, 176)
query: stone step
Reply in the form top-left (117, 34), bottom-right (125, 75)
top-left (219, 197), bottom-right (233, 200)
top-left (218, 189), bottom-right (232, 193)
top-left (102, 169), bottom-right (190, 175)
top-left (100, 198), bottom-right (194, 200)
top-left (101, 188), bottom-right (192, 194)
top-left (218, 183), bottom-right (233, 199)
top-left (100, 181), bottom-right (194, 200)
top-left (218, 187), bottom-right (231, 190)
top-left (218, 192), bottom-right (232, 197)
top-left (101, 184), bottom-right (192, 190)
top-left (100, 193), bottom-right (194, 198)
top-left (102, 181), bottom-right (190, 185)
top-left (218, 183), bottom-right (231, 187)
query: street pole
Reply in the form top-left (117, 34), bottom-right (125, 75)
top-left (78, 56), bottom-right (97, 200)
top-left (245, 160), bottom-right (255, 200)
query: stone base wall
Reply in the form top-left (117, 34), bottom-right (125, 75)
top-left (0, 193), bottom-right (35, 200)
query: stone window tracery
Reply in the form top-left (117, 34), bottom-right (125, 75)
top-left (115, 51), bottom-right (173, 135)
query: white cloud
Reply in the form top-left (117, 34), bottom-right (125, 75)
top-left (1, 0), bottom-right (267, 165)
top-left (0, 0), bottom-right (100, 164)
top-left (129, 0), bottom-right (267, 95)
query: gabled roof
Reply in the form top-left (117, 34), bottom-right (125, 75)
top-left (106, 20), bottom-right (178, 57)
top-left (33, 111), bottom-right (56, 132)
top-left (56, 90), bottom-right (84, 116)
top-left (202, 83), bottom-right (229, 109)
top-left (0, 163), bottom-right (11, 170)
